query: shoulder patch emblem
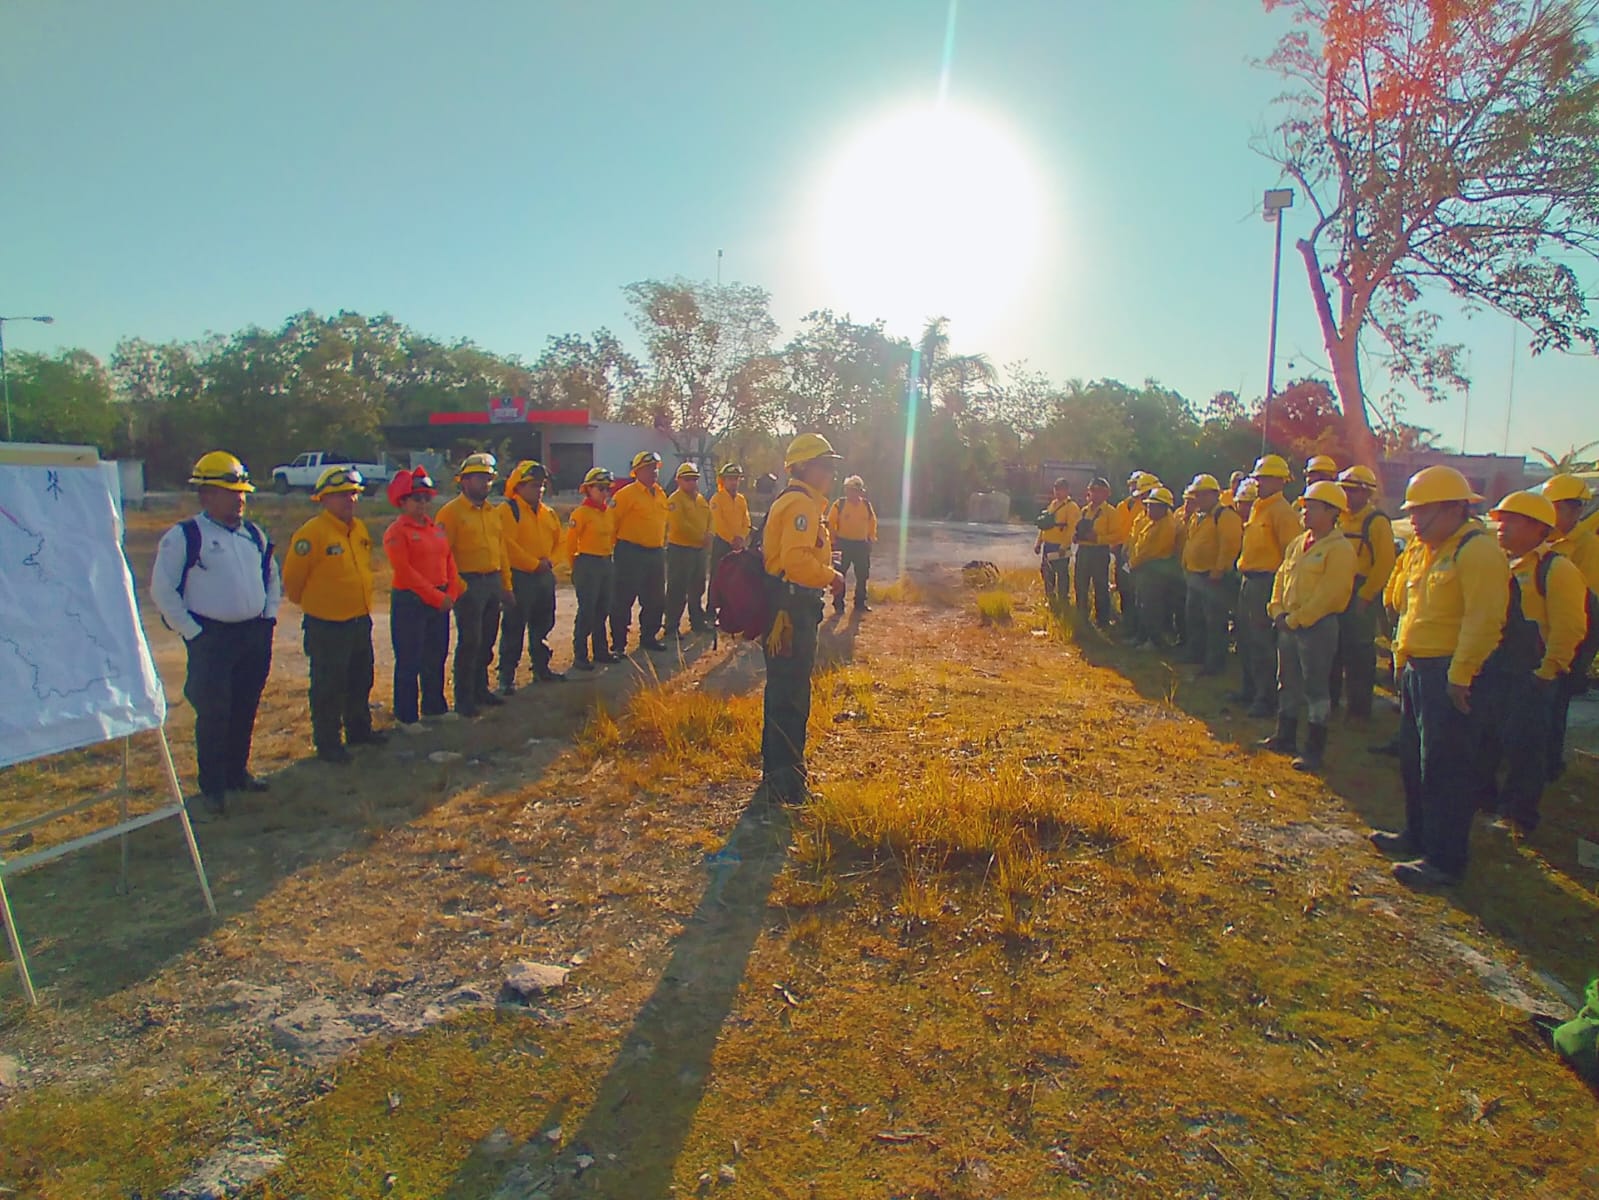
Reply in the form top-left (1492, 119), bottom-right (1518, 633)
top-left (293, 539), bottom-right (312, 556)
top-left (794, 514), bottom-right (808, 532)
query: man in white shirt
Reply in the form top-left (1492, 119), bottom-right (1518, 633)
top-left (150, 452), bottom-right (282, 814)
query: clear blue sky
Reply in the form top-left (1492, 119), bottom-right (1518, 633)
top-left (4, 0), bottom-right (1593, 459)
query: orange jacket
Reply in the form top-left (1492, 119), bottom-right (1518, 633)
top-left (383, 514), bottom-right (466, 610)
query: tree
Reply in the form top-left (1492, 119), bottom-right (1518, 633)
top-left (623, 278), bottom-right (781, 462)
top-left (781, 310), bottom-right (908, 436)
top-left (4, 350), bottom-right (120, 449)
top-left (1262, 0), bottom-right (1599, 465)
top-left (1531, 439), bottom-right (1599, 472)
top-left (527, 330), bottom-right (641, 421)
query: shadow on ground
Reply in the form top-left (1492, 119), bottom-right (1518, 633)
top-left (1071, 612), bottom-right (1599, 997)
top-left (0, 635), bottom-right (722, 1016)
top-left (443, 794), bottom-right (794, 1200)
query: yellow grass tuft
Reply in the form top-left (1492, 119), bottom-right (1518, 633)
top-left (976, 589), bottom-right (1014, 625)
top-left (867, 575), bottom-right (925, 605)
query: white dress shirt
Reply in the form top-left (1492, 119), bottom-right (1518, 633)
top-left (150, 513), bottom-right (283, 640)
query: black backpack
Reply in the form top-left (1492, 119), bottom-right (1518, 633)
top-left (161, 517), bottom-right (275, 631)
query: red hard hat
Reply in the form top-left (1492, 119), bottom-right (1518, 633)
top-left (387, 468), bottom-right (436, 507)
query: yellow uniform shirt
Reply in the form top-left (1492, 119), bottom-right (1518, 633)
top-left (1182, 504), bottom-right (1243, 574)
top-left (612, 478), bottom-right (670, 549)
top-left (1034, 497), bottom-right (1080, 550)
top-left (1392, 522), bottom-right (1509, 687)
top-left (1074, 500), bottom-right (1120, 546)
top-left (1128, 512), bottom-right (1179, 568)
top-left (1237, 491), bottom-right (1304, 573)
top-left (282, 509), bottom-right (375, 622)
top-left (764, 482), bottom-right (834, 589)
top-left (829, 496), bottom-right (879, 543)
top-left (1268, 529), bottom-right (1356, 630)
top-left (667, 487), bottom-right (712, 548)
top-left (1511, 546), bottom-right (1588, 680)
top-left (1111, 497), bottom-right (1142, 549)
top-left (567, 499), bottom-right (617, 558)
top-left (710, 486), bottom-right (752, 544)
top-left (499, 496), bottom-right (564, 589)
top-left (436, 494), bottom-right (505, 575)
top-left (1386, 536), bottom-right (1423, 614)
top-left (1552, 527), bottom-right (1599, 597)
top-left (1340, 504), bottom-right (1397, 604)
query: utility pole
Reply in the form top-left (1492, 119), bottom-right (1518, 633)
top-left (716, 249), bottom-right (723, 287)
top-left (1260, 188), bottom-right (1294, 454)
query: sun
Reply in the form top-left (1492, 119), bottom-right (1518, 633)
top-left (809, 104), bottom-right (1050, 342)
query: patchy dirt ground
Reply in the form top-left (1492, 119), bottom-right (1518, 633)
top-left (2, 523), bottom-right (1597, 1198)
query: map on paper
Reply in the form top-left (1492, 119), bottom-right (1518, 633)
top-left (0, 450), bottom-right (166, 768)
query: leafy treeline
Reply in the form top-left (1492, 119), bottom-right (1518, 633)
top-left (5, 280), bottom-right (1429, 514)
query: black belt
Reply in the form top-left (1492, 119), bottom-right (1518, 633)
top-left (461, 570), bottom-right (498, 580)
top-left (1242, 570), bottom-right (1275, 580)
top-left (773, 579), bottom-right (824, 598)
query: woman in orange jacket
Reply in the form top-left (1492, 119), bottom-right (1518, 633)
top-left (383, 468), bottom-right (466, 729)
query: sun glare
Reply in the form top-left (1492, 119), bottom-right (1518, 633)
top-left (809, 104), bottom-right (1050, 341)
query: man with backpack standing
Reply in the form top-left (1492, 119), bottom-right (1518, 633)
top-left (1073, 478), bottom-right (1120, 629)
top-left (1476, 490), bottom-right (1587, 836)
top-left (1369, 466), bottom-right (1509, 888)
top-left (707, 463), bottom-right (751, 623)
top-left (828, 475), bottom-right (878, 615)
top-left (437, 452), bottom-right (509, 718)
top-left (609, 450), bottom-right (671, 655)
top-left (1330, 466), bottom-right (1396, 720)
top-left (1542, 474), bottom-right (1599, 779)
top-left (1231, 455), bottom-right (1305, 718)
top-left (282, 465), bottom-right (384, 764)
top-left (497, 460), bottom-right (566, 692)
top-left (1179, 474), bottom-right (1242, 675)
top-left (150, 451), bottom-right (281, 815)
top-left (763, 433), bottom-right (845, 804)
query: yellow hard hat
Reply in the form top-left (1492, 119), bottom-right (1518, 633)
top-left (1401, 465), bottom-right (1482, 510)
top-left (1145, 487), bottom-right (1175, 508)
top-left (312, 465), bottom-right (364, 500)
top-left (1305, 454), bottom-right (1339, 475)
top-left (1302, 480), bottom-right (1349, 512)
top-left (1236, 479), bottom-right (1260, 502)
top-left (505, 460), bottom-right (547, 493)
top-left (582, 466), bottom-right (614, 487)
top-left (189, 450), bottom-right (254, 493)
top-left (675, 461), bottom-right (701, 479)
top-left (1541, 474), bottom-right (1593, 504)
top-left (1337, 465), bottom-right (1378, 489)
top-left (1252, 454), bottom-right (1292, 480)
top-left (1489, 490), bottom-right (1558, 529)
top-left (1133, 472), bottom-right (1161, 493)
top-left (456, 452), bottom-right (497, 479)
top-left (719, 463), bottom-right (744, 477)
top-left (784, 432), bottom-right (842, 469)
top-left (1189, 473), bottom-right (1221, 493)
top-left (631, 450), bottom-right (663, 472)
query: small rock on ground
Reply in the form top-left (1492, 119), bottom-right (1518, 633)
top-left (501, 961), bottom-right (570, 1003)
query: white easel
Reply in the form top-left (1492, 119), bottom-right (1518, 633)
top-left (0, 442), bottom-right (216, 1006)
top-left (0, 729), bottom-right (215, 1005)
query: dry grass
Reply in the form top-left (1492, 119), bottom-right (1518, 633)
top-left (5, 582), bottom-right (1599, 1199)
top-left (975, 588), bottom-right (1014, 624)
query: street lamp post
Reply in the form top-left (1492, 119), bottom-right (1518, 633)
top-left (1, 315), bottom-right (56, 442)
top-left (1260, 188), bottom-right (1294, 454)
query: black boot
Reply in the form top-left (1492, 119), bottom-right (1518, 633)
top-left (1292, 723), bottom-right (1328, 772)
top-left (1258, 715), bottom-right (1297, 754)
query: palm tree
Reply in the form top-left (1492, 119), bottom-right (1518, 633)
top-left (1532, 441), bottom-right (1599, 474)
top-left (915, 317), bottom-right (997, 418)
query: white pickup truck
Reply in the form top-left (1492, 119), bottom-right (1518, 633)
top-left (269, 450), bottom-right (391, 494)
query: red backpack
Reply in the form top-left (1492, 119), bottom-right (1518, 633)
top-left (711, 486), bottom-right (803, 641)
